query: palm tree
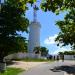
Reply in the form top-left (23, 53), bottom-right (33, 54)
top-left (33, 47), bottom-right (41, 54)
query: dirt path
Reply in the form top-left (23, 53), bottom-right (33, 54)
top-left (7, 61), bottom-right (47, 70)
top-left (8, 60), bottom-right (75, 75)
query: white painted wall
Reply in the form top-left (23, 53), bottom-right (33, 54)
top-left (64, 55), bottom-right (75, 60)
top-left (5, 52), bottom-right (41, 60)
top-left (28, 22), bottom-right (41, 53)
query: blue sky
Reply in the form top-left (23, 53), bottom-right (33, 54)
top-left (1, 0), bottom-right (71, 54)
top-left (24, 4), bottom-right (71, 55)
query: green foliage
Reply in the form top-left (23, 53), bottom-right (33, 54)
top-left (0, 0), bottom-right (31, 59)
top-left (34, 46), bottom-right (41, 54)
top-left (40, 47), bottom-right (48, 56)
top-left (41, 0), bottom-right (63, 12)
top-left (41, 0), bottom-right (75, 13)
top-left (34, 46), bottom-right (48, 56)
top-left (55, 9), bottom-right (75, 49)
top-left (0, 68), bottom-right (24, 75)
top-left (15, 57), bottom-right (49, 62)
top-left (59, 52), bottom-right (64, 55)
top-left (41, 0), bottom-right (75, 49)
top-left (59, 51), bottom-right (75, 55)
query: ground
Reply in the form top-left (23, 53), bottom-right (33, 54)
top-left (8, 61), bottom-right (46, 70)
top-left (8, 60), bottom-right (75, 75)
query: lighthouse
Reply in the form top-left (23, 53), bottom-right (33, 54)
top-left (28, 5), bottom-right (41, 54)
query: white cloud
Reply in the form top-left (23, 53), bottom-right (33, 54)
top-left (44, 34), bottom-right (58, 45)
top-left (44, 34), bottom-right (72, 55)
top-left (53, 47), bottom-right (71, 55)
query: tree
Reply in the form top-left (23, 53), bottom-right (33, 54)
top-left (41, 0), bottom-right (75, 49)
top-left (40, 47), bottom-right (48, 57)
top-left (55, 9), bottom-right (75, 49)
top-left (59, 52), bottom-right (64, 55)
top-left (59, 51), bottom-right (75, 55)
top-left (34, 46), bottom-right (48, 56)
top-left (41, 0), bottom-right (75, 13)
top-left (34, 46), bottom-right (41, 54)
top-left (0, 0), bottom-right (36, 72)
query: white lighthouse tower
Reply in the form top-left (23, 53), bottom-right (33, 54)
top-left (28, 5), bottom-right (41, 54)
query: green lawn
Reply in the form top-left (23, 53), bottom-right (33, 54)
top-left (15, 58), bottom-right (54, 62)
top-left (0, 68), bottom-right (24, 75)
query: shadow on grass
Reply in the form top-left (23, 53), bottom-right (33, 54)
top-left (50, 65), bottom-right (75, 75)
top-left (6, 60), bottom-right (17, 66)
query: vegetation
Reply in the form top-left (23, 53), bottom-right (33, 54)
top-left (0, 0), bottom-right (29, 61)
top-left (1, 0), bottom-right (75, 60)
top-left (34, 47), bottom-right (41, 54)
top-left (41, 0), bottom-right (75, 50)
top-left (55, 10), bottom-right (75, 49)
top-left (14, 57), bottom-right (49, 62)
top-left (0, 68), bottom-right (24, 75)
top-left (40, 47), bottom-right (49, 56)
top-left (41, 0), bottom-right (75, 13)
top-left (59, 51), bottom-right (75, 55)
top-left (1, 0), bottom-right (75, 72)
top-left (34, 46), bottom-right (49, 56)
top-left (0, 0), bottom-right (37, 72)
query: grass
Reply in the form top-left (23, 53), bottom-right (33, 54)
top-left (15, 57), bottom-right (54, 62)
top-left (0, 68), bottom-right (24, 75)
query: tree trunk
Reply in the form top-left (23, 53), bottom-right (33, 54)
top-left (0, 58), bottom-right (6, 73)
